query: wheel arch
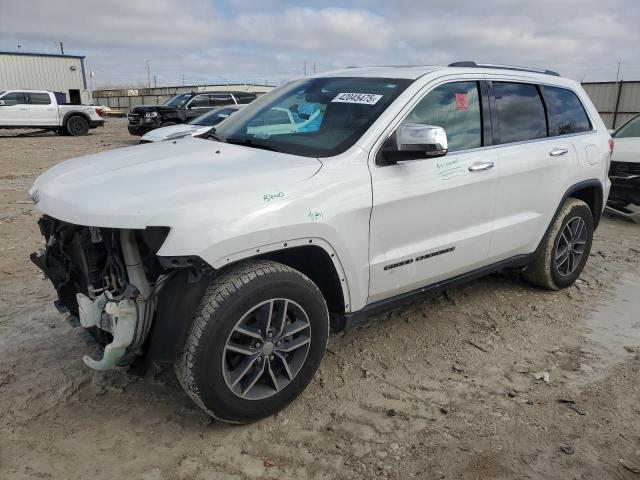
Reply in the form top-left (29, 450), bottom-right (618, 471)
top-left (534, 179), bottom-right (603, 255)
top-left (140, 239), bottom-right (351, 369)
top-left (212, 238), bottom-right (351, 317)
top-left (62, 110), bottom-right (91, 127)
top-left (564, 179), bottom-right (604, 228)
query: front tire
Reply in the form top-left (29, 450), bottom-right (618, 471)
top-left (524, 198), bottom-right (594, 290)
top-left (175, 260), bottom-right (329, 424)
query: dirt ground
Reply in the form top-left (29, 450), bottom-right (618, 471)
top-left (1, 119), bottom-right (640, 480)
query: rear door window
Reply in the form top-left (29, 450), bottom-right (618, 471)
top-left (209, 94), bottom-right (233, 106)
top-left (29, 93), bottom-right (52, 105)
top-left (234, 94), bottom-right (256, 104)
top-left (493, 82), bottom-right (547, 144)
top-left (543, 86), bottom-right (591, 136)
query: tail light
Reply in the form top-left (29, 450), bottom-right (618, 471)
top-left (95, 107), bottom-right (105, 118)
top-left (607, 138), bottom-right (614, 173)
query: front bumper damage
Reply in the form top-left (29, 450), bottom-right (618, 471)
top-left (606, 161), bottom-right (640, 218)
top-left (30, 216), bottom-right (163, 370)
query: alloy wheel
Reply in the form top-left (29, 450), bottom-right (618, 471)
top-left (555, 216), bottom-right (587, 276)
top-left (222, 298), bottom-right (312, 400)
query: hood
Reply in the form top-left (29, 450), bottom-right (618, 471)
top-left (611, 137), bottom-right (640, 164)
top-left (141, 124), bottom-right (209, 142)
top-left (131, 105), bottom-right (178, 114)
top-left (30, 138), bottom-right (322, 228)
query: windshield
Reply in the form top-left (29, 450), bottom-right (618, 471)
top-left (163, 93), bottom-right (192, 108)
top-left (614, 114), bottom-right (640, 138)
top-left (212, 77), bottom-right (412, 157)
top-left (189, 107), bottom-right (238, 126)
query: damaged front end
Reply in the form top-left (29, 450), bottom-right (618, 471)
top-left (31, 216), bottom-right (205, 370)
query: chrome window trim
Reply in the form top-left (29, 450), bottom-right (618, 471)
top-left (371, 76), bottom-right (599, 167)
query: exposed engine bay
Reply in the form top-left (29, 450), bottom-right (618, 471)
top-left (30, 215), bottom-right (178, 370)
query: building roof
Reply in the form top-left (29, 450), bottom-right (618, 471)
top-left (0, 51), bottom-right (85, 59)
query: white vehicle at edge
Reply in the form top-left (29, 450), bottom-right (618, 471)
top-left (0, 90), bottom-right (105, 135)
top-left (139, 105), bottom-right (243, 143)
top-left (607, 113), bottom-right (640, 213)
top-left (29, 62), bottom-right (611, 423)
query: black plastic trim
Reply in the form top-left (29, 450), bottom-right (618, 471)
top-left (336, 254), bottom-right (533, 331)
top-left (550, 179), bottom-right (604, 232)
top-left (137, 269), bottom-right (212, 367)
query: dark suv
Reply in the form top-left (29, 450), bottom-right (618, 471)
top-left (127, 91), bottom-right (257, 135)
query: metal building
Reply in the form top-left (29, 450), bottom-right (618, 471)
top-left (0, 51), bottom-right (91, 104)
top-left (582, 81), bottom-right (640, 130)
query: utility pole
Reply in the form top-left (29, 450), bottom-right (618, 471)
top-left (304, 60), bottom-right (307, 76)
top-left (55, 41), bottom-right (64, 54)
top-left (17, 43), bottom-right (22, 53)
top-left (616, 61), bottom-right (621, 82)
top-left (313, 61), bottom-right (316, 74)
top-left (154, 75), bottom-right (157, 88)
top-left (182, 74), bottom-right (185, 86)
top-left (144, 59), bottom-right (151, 88)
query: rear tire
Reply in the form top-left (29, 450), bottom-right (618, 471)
top-left (65, 115), bottom-right (90, 136)
top-left (524, 198), bottom-right (594, 290)
top-left (175, 260), bottom-right (329, 424)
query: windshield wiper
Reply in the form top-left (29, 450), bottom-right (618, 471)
top-left (225, 137), bottom-right (282, 152)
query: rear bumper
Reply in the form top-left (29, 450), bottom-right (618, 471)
top-left (90, 119), bottom-right (105, 128)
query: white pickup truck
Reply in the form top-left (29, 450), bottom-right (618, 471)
top-left (0, 89), bottom-right (105, 135)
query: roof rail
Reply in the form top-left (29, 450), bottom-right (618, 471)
top-left (448, 61), bottom-right (560, 77)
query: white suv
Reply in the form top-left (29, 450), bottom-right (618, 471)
top-left (29, 62), bottom-right (612, 423)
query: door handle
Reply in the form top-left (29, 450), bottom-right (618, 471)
top-left (468, 161), bottom-right (494, 172)
top-left (549, 147), bottom-right (569, 157)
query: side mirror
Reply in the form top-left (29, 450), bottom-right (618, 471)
top-left (397, 123), bottom-right (448, 156)
top-left (381, 123), bottom-right (448, 164)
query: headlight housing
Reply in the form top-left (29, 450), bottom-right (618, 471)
top-left (144, 111), bottom-right (159, 118)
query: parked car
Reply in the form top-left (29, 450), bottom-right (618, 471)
top-left (29, 62), bottom-right (611, 423)
top-left (139, 105), bottom-right (242, 143)
top-left (0, 90), bottom-right (104, 135)
top-left (607, 113), bottom-right (640, 213)
top-left (127, 91), bottom-right (256, 136)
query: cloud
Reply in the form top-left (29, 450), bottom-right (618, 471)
top-left (0, 0), bottom-right (638, 87)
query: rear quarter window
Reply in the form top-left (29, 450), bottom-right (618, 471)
top-left (543, 86), bottom-right (591, 136)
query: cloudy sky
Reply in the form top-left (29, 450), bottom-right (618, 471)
top-left (1, 0), bottom-right (639, 88)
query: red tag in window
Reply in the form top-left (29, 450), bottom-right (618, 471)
top-left (454, 93), bottom-right (468, 111)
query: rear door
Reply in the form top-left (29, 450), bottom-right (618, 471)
top-left (486, 80), bottom-right (582, 260)
top-left (368, 78), bottom-right (499, 303)
top-left (28, 92), bottom-right (58, 126)
top-left (0, 91), bottom-right (30, 126)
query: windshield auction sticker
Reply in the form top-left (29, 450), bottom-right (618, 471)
top-left (332, 93), bottom-right (383, 105)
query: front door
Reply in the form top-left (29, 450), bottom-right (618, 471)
top-left (368, 80), bottom-right (498, 303)
top-left (0, 92), bottom-right (30, 126)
